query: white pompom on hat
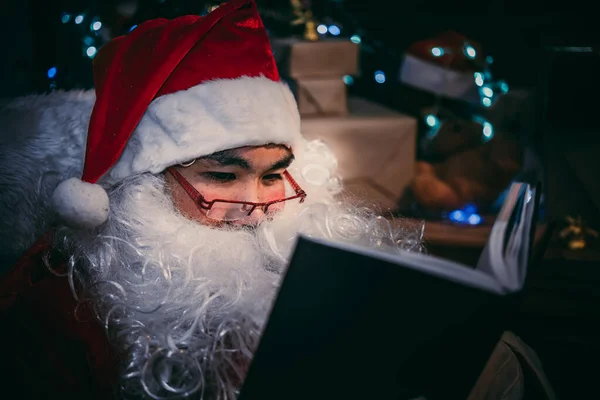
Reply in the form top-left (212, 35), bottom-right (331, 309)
top-left (52, 0), bottom-right (302, 230)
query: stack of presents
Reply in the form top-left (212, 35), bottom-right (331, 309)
top-left (273, 37), bottom-right (417, 213)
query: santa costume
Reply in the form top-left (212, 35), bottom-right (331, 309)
top-left (0, 1), bottom-right (558, 399)
top-left (0, 1), bottom-right (420, 398)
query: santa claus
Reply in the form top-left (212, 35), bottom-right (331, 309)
top-left (0, 1), bottom-right (555, 399)
top-left (0, 1), bottom-right (422, 399)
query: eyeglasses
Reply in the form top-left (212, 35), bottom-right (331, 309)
top-left (167, 167), bottom-right (307, 221)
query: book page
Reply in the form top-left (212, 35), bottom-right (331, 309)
top-left (476, 183), bottom-right (537, 293)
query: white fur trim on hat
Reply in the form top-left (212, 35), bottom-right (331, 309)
top-left (100, 76), bottom-right (302, 186)
top-left (399, 54), bottom-right (479, 102)
top-left (52, 177), bottom-right (110, 230)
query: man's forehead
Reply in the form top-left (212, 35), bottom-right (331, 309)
top-left (197, 144), bottom-right (294, 170)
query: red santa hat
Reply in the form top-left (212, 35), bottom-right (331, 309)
top-left (399, 31), bottom-right (484, 102)
top-left (52, 0), bottom-right (302, 230)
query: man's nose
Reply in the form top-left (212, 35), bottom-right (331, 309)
top-left (240, 185), bottom-right (267, 220)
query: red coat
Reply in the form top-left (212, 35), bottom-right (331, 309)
top-left (0, 233), bottom-right (119, 399)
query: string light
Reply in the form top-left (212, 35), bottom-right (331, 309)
top-left (86, 46), bottom-right (97, 58)
top-left (61, 13), bottom-right (71, 23)
top-left (474, 72), bottom-right (484, 87)
top-left (425, 114), bottom-right (439, 128)
top-left (47, 67), bottom-right (57, 79)
top-left (350, 34), bottom-right (361, 44)
top-left (482, 97), bottom-right (492, 107)
top-left (328, 25), bottom-right (340, 36)
top-left (482, 121), bottom-right (494, 141)
top-left (91, 21), bottom-right (102, 31)
top-left (424, 114), bottom-right (441, 138)
top-left (83, 36), bottom-right (94, 46)
top-left (431, 47), bottom-right (444, 57)
top-left (449, 210), bottom-right (465, 222)
top-left (464, 44), bottom-right (476, 59)
top-left (129, 24), bottom-right (138, 32)
top-left (374, 70), bottom-right (386, 83)
top-left (481, 86), bottom-right (493, 97)
top-left (74, 15), bottom-right (84, 24)
top-left (449, 204), bottom-right (482, 225)
top-left (464, 204), bottom-right (476, 214)
top-left (468, 214), bottom-right (482, 225)
top-left (472, 116), bottom-right (494, 141)
top-left (343, 75), bottom-right (354, 85)
top-left (498, 81), bottom-right (509, 93)
top-left (316, 24), bottom-right (327, 34)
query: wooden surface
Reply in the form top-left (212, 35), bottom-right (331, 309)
top-left (408, 218), bottom-right (549, 267)
top-left (422, 218), bottom-right (549, 247)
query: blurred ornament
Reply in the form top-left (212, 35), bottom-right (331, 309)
top-left (290, 0), bottom-right (318, 41)
top-left (559, 215), bottom-right (598, 250)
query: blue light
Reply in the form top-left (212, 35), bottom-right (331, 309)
top-left (499, 81), bottom-right (509, 93)
top-left (482, 97), bottom-right (492, 107)
top-left (481, 86), bottom-right (493, 97)
top-left (474, 72), bottom-right (484, 86)
top-left (328, 25), bottom-right (341, 36)
top-left (425, 114), bottom-right (439, 128)
top-left (464, 45), bottom-right (476, 59)
top-left (425, 114), bottom-right (441, 138)
top-left (91, 21), bottom-right (102, 31)
top-left (449, 210), bottom-right (466, 222)
top-left (350, 35), bottom-right (361, 44)
top-left (74, 15), bottom-right (84, 24)
top-left (47, 67), bottom-right (57, 79)
top-left (486, 55), bottom-right (494, 64)
top-left (86, 46), bottom-right (97, 58)
top-left (468, 214), bottom-right (482, 225)
top-left (129, 24), bottom-right (138, 32)
top-left (482, 121), bottom-right (494, 140)
top-left (343, 75), bottom-right (354, 85)
top-left (464, 204), bottom-right (476, 214)
top-left (317, 24), bottom-right (328, 34)
top-left (83, 36), bottom-right (94, 46)
top-left (431, 47), bottom-right (444, 57)
top-left (374, 70), bottom-right (386, 83)
top-left (61, 13), bottom-right (71, 23)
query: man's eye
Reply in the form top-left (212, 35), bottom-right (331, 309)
top-left (203, 172), bottom-right (236, 182)
top-left (262, 173), bottom-right (283, 182)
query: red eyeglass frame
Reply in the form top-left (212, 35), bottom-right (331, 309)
top-left (166, 167), bottom-right (307, 218)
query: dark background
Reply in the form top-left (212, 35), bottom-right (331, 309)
top-left (1, 0), bottom-right (598, 99)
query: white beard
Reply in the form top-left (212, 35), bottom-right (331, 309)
top-left (56, 140), bottom-right (424, 399)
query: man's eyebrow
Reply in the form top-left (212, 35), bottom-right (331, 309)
top-left (268, 152), bottom-right (295, 171)
top-left (200, 149), bottom-right (251, 170)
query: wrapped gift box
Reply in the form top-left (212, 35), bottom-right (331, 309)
top-left (287, 77), bottom-right (347, 116)
top-left (273, 38), bottom-right (359, 79)
top-left (301, 97), bottom-right (417, 212)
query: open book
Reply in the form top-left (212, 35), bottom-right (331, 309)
top-left (239, 182), bottom-right (541, 400)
